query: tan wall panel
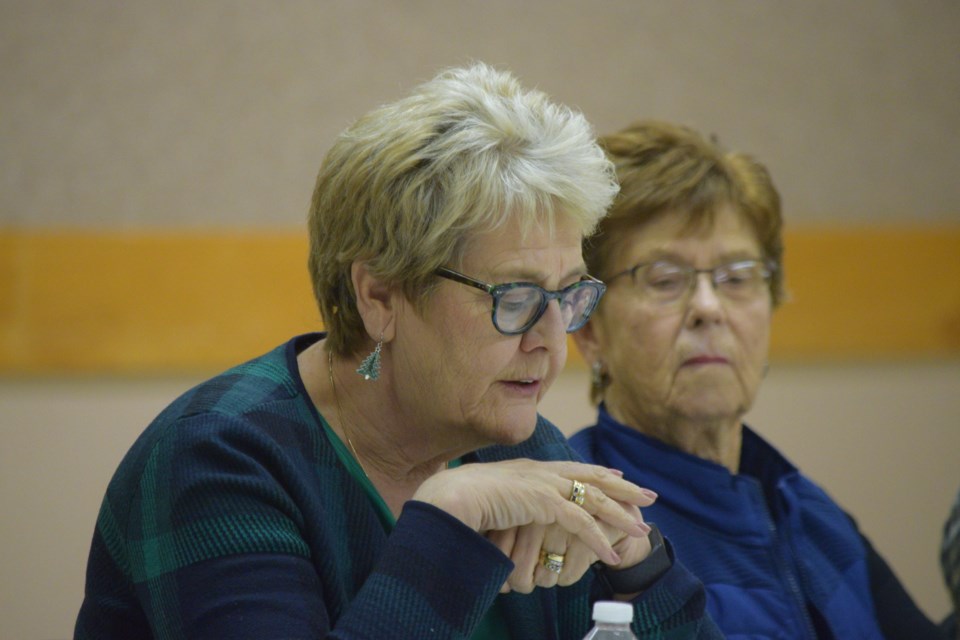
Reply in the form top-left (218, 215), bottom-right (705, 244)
top-left (1, 226), bottom-right (958, 374)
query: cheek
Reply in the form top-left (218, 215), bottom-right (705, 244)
top-left (748, 307), bottom-right (772, 353)
top-left (415, 302), bottom-right (493, 386)
top-left (448, 333), bottom-right (500, 383)
top-left (734, 307), bottom-right (772, 373)
top-left (602, 307), bottom-right (677, 381)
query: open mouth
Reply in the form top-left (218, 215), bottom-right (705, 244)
top-left (501, 379), bottom-right (541, 395)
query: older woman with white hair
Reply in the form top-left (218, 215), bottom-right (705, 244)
top-left (75, 65), bottom-right (720, 639)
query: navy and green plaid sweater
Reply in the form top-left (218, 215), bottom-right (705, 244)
top-left (75, 334), bottom-right (721, 639)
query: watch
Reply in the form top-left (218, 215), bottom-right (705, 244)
top-left (599, 522), bottom-right (671, 595)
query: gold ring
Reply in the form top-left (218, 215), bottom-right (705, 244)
top-left (539, 550), bottom-right (565, 574)
top-left (569, 479), bottom-right (586, 507)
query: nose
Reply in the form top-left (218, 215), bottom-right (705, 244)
top-left (521, 298), bottom-right (567, 352)
top-left (685, 273), bottom-right (724, 326)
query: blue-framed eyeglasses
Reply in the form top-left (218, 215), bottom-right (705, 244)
top-left (434, 267), bottom-right (607, 335)
top-left (606, 258), bottom-right (774, 305)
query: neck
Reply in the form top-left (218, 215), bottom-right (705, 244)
top-left (298, 340), bottom-right (450, 515)
top-left (606, 402), bottom-right (743, 473)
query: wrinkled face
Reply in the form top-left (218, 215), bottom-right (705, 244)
top-left (390, 214), bottom-right (585, 450)
top-left (579, 206), bottom-right (772, 430)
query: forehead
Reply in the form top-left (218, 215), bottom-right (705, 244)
top-left (462, 214), bottom-right (585, 276)
top-left (614, 206), bottom-right (761, 264)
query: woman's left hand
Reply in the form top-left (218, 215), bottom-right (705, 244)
top-left (486, 496), bottom-right (655, 594)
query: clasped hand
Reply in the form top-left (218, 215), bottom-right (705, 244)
top-left (413, 459), bottom-right (657, 594)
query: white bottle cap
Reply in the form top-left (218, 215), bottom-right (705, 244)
top-left (592, 601), bottom-right (633, 624)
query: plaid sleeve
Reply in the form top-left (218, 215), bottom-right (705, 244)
top-left (333, 501), bottom-right (514, 639)
top-left (628, 541), bottom-right (725, 639)
top-left (112, 413), bottom-right (314, 637)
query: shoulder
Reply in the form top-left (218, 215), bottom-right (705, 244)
top-left (171, 340), bottom-right (303, 422)
top-left (155, 336), bottom-right (314, 439)
top-left (101, 338), bottom-right (324, 529)
top-left (115, 342), bottom-right (303, 469)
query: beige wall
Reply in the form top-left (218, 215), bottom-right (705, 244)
top-left (3, 1), bottom-right (958, 229)
top-left (2, 1), bottom-right (959, 638)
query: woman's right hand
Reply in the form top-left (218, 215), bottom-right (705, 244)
top-left (412, 459), bottom-right (653, 570)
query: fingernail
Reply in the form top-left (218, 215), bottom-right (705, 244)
top-left (636, 521), bottom-right (652, 534)
top-left (608, 550), bottom-right (621, 565)
top-left (641, 488), bottom-right (658, 500)
top-left (607, 467), bottom-right (624, 477)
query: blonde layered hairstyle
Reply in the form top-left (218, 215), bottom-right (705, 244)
top-left (587, 120), bottom-right (785, 306)
top-left (308, 63), bottom-right (618, 356)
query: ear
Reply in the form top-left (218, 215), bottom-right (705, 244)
top-left (351, 261), bottom-right (396, 343)
top-left (571, 316), bottom-right (602, 368)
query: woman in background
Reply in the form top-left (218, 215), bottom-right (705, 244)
top-left (570, 119), bottom-right (943, 639)
top-left (75, 68), bottom-right (720, 639)
top-left (942, 488), bottom-right (960, 638)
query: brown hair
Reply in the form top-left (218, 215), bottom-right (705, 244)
top-left (585, 120), bottom-right (785, 404)
top-left (586, 119), bottom-right (784, 304)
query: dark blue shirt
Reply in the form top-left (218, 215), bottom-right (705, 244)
top-left (571, 404), bottom-right (941, 639)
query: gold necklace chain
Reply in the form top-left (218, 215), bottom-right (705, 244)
top-left (327, 350), bottom-right (372, 480)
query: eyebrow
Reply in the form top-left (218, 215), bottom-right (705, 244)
top-left (636, 250), bottom-right (761, 265)
top-left (495, 264), bottom-right (589, 286)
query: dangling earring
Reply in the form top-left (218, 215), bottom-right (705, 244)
top-left (590, 360), bottom-right (609, 403)
top-left (356, 333), bottom-right (383, 381)
top-left (591, 361), bottom-right (604, 388)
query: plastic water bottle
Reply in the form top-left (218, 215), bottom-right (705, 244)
top-left (582, 601), bottom-right (638, 639)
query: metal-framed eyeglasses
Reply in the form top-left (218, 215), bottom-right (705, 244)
top-left (434, 267), bottom-right (607, 335)
top-left (605, 258), bottom-right (775, 305)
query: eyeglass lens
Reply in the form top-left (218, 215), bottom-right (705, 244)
top-left (495, 282), bottom-right (600, 333)
top-left (640, 260), bottom-right (769, 303)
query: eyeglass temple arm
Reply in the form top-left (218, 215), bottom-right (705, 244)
top-left (434, 267), bottom-right (495, 294)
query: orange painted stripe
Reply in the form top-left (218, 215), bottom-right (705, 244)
top-left (772, 226), bottom-right (960, 359)
top-left (0, 230), bottom-right (319, 374)
top-left (1, 226), bottom-right (958, 374)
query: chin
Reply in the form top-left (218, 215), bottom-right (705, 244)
top-left (679, 399), bottom-right (747, 423)
top-left (489, 410), bottom-right (539, 446)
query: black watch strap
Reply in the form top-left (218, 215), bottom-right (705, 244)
top-left (599, 523), bottom-right (671, 595)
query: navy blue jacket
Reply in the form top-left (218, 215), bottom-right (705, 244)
top-left (571, 404), bottom-right (943, 639)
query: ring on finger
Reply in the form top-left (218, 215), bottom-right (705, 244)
top-left (569, 479), bottom-right (586, 507)
top-left (539, 550), bottom-right (565, 574)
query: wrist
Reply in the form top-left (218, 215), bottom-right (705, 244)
top-left (411, 474), bottom-right (482, 532)
top-left (597, 523), bottom-right (671, 595)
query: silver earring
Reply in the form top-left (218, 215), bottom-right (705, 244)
top-left (356, 334), bottom-right (383, 381)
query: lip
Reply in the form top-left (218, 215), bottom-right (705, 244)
top-left (681, 355), bottom-right (730, 367)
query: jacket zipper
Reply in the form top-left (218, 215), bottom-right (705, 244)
top-left (754, 481), bottom-right (820, 639)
